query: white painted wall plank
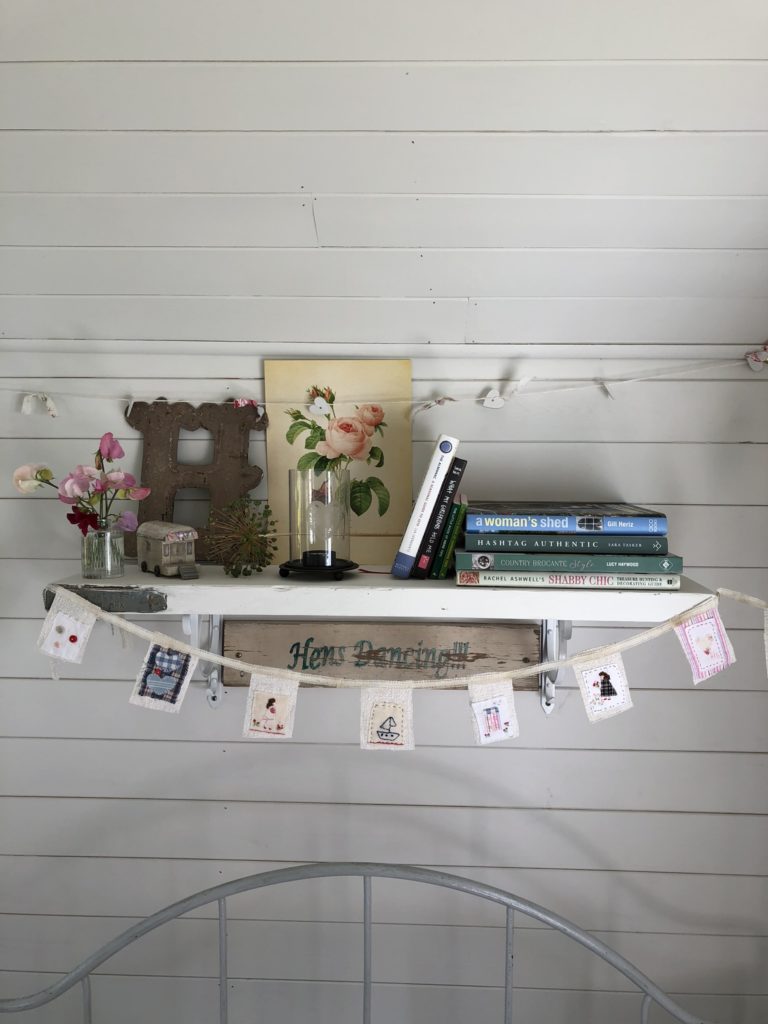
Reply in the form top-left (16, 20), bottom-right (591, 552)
top-left (2, 0), bottom-right (767, 60)
top-left (2, 64), bottom-right (767, 131)
top-left (0, 296), bottom-right (467, 344)
top-left (1, 914), bottom-right (765, 993)
top-left (3, 857), bottom-right (765, 936)
top-left (1, 973), bottom-right (764, 1024)
top-left (314, 196), bottom-right (768, 249)
top-left (4, 248), bottom-right (768, 299)
top-left (4, 295), bottom-right (768, 343)
top-left (6, 195), bottom-right (768, 249)
top-left (1, 798), bottom-right (765, 872)
top-left (0, 196), bottom-right (317, 247)
top-left (3, 131), bottom-right (768, 196)
top-left (467, 296), bottom-right (768, 344)
top-left (4, 740), bottom-right (765, 813)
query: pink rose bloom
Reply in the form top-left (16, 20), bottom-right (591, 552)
top-left (316, 417), bottom-right (373, 461)
top-left (57, 465), bottom-right (100, 503)
top-left (357, 404), bottom-right (385, 436)
top-left (99, 432), bottom-right (125, 461)
top-left (12, 464), bottom-right (49, 494)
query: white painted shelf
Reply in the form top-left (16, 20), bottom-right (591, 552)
top-left (46, 564), bottom-right (713, 624)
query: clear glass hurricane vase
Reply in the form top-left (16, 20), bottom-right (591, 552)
top-left (289, 468), bottom-right (351, 568)
top-left (81, 521), bottom-right (125, 579)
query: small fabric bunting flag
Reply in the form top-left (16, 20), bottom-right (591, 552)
top-left (573, 651), bottom-right (633, 723)
top-left (360, 685), bottom-right (414, 750)
top-left (38, 590), bottom-right (97, 664)
top-left (674, 606), bottom-right (736, 684)
top-left (243, 673), bottom-right (299, 739)
top-left (468, 681), bottom-right (519, 744)
top-left (130, 638), bottom-right (198, 713)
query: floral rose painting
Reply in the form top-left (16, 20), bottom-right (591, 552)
top-left (285, 386), bottom-right (390, 517)
top-left (265, 360), bottom-right (412, 565)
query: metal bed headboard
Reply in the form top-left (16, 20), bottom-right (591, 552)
top-left (0, 861), bottom-right (716, 1023)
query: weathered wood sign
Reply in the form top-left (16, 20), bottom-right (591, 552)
top-left (223, 620), bottom-right (541, 689)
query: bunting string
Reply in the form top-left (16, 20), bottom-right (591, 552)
top-left (44, 585), bottom-right (762, 691)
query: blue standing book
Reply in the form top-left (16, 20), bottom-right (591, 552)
top-left (464, 501), bottom-right (668, 535)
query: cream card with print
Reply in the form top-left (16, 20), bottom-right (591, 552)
top-left (361, 686), bottom-right (414, 750)
top-left (243, 674), bottom-right (299, 739)
top-left (38, 591), bottom-right (96, 664)
top-left (574, 653), bottom-right (633, 723)
top-left (468, 682), bottom-right (519, 745)
top-left (675, 607), bottom-right (736, 684)
top-left (130, 640), bottom-right (198, 713)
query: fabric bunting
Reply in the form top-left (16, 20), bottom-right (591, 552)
top-left (674, 606), bottom-right (736, 684)
top-left (468, 681), bottom-right (519, 744)
top-left (360, 685), bottom-right (414, 750)
top-left (243, 673), bottom-right (299, 739)
top-left (38, 590), bottom-right (96, 665)
top-left (130, 638), bottom-right (198, 713)
top-left (573, 651), bottom-right (633, 724)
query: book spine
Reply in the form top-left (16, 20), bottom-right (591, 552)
top-left (456, 571), bottom-right (681, 590)
top-left (464, 533), bottom-right (669, 554)
top-left (391, 435), bottom-right (460, 579)
top-left (454, 551), bottom-right (683, 573)
top-left (428, 501), bottom-right (462, 581)
top-left (465, 513), bottom-right (667, 535)
top-left (411, 458), bottom-right (467, 578)
top-left (437, 497), bottom-right (468, 578)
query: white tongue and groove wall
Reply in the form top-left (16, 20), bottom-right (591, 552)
top-left (1, 3), bottom-right (767, 1021)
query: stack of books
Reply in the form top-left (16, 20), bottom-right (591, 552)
top-left (454, 502), bottom-right (683, 590)
top-left (391, 434), bottom-right (468, 580)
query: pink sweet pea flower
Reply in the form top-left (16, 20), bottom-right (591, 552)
top-left (98, 432), bottom-right (125, 461)
top-left (12, 464), bottom-right (49, 494)
top-left (57, 465), bottom-right (100, 503)
top-left (114, 510), bottom-right (138, 532)
top-left (127, 486), bottom-right (151, 501)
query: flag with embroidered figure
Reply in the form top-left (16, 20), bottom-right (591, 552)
top-left (243, 673), bottom-right (299, 739)
top-left (573, 651), bottom-right (633, 723)
top-left (468, 680), bottom-right (519, 744)
top-left (674, 605), bottom-right (736, 684)
top-left (130, 637), bottom-right (198, 712)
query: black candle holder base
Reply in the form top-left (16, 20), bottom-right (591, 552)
top-left (278, 558), bottom-right (359, 581)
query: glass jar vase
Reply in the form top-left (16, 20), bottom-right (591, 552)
top-left (81, 521), bottom-right (125, 579)
top-left (288, 467), bottom-right (351, 569)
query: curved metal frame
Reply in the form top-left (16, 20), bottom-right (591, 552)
top-left (0, 862), bottom-right (715, 1023)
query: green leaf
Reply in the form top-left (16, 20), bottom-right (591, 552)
top-left (368, 445), bottom-right (384, 468)
top-left (296, 451), bottom-right (320, 471)
top-left (286, 420), bottom-right (311, 444)
top-left (350, 479), bottom-right (372, 516)
top-left (286, 408), bottom-right (305, 421)
top-left (313, 455), bottom-right (330, 472)
top-left (366, 477), bottom-right (390, 516)
top-left (305, 425), bottom-right (325, 449)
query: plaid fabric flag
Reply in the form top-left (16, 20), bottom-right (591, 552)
top-left (130, 639), bottom-right (198, 713)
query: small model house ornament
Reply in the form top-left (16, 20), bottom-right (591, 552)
top-left (136, 521), bottom-right (199, 579)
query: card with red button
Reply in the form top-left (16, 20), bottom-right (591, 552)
top-left (38, 593), bottom-right (96, 664)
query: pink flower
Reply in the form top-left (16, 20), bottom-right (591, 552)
top-left (316, 417), bottom-right (373, 461)
top-left (127, 486), bottom-right (151, 501)
top-left (98, 432), bottom-right (125, 461)
top-left (12, 464), bottom-right (49, 494)
top-left (114, 510), bottom-right (138, 532)
top-left (57, 465), bottom-right (100, 503)
top-left (357, 404), bottom-right (385, 436)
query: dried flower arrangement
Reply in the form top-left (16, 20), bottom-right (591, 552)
top-left (207, 497), bottom-right (277, 577)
